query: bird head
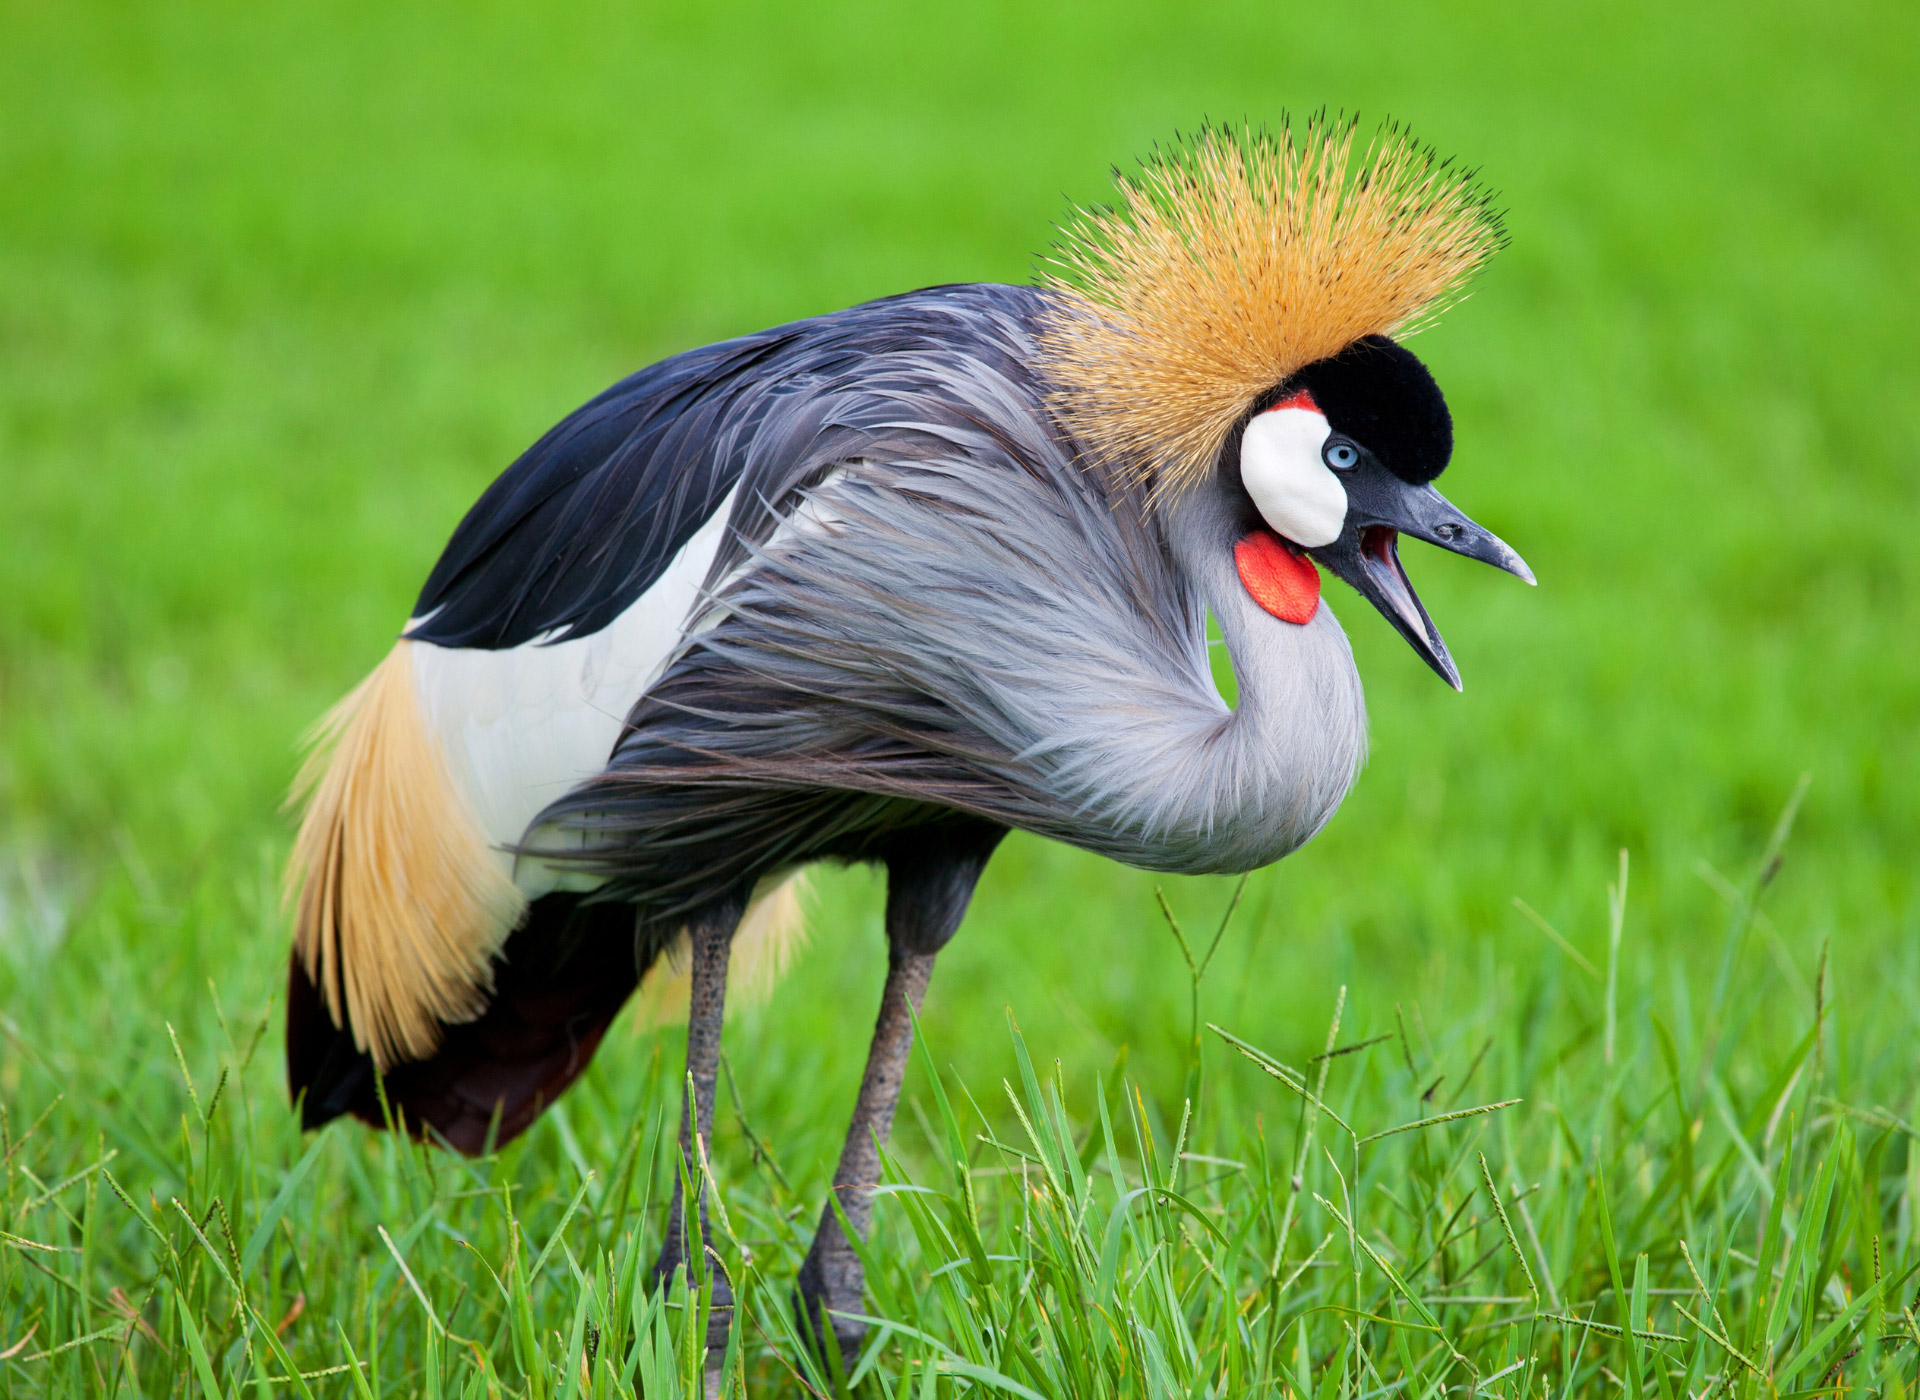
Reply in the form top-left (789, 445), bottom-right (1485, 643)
top-left (1229, 335), bottom-right (1532, 688)
top-left (1039, 117), bottom-right (1532, 687)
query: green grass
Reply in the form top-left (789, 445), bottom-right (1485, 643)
top-left (2, 0), bottom-right (1918, 1393)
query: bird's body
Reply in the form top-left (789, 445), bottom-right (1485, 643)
top-left (288, 281), bottom-right (1367, 1139)
top-left (284, 121), bottom-right (1530, 1361)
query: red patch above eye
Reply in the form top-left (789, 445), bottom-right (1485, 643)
top-left (1268, 389), bottom-right (1320, 414)
top-left (1235, 530), bottom-right (1321, 625)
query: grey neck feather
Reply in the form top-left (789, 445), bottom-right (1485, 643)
top-left (1123, 486), bottom-right (1369, 872)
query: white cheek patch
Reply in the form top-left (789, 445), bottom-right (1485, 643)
top-left (1239, 407), bottom-right (1347, 548)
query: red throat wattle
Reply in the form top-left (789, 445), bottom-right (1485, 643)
top-left (1235, 529), bottom-right (1321, 625)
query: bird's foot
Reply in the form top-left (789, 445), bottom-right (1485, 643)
top-left (793, 1245), bottom-right (866, 1375)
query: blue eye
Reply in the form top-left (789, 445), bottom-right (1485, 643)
top-left (1323, 439), bottom-right (1359, 471)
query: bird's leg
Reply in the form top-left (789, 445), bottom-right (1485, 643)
top-left (794, 827), bottom-right (1003, 1366)
top-left (793, 940), bottom-right (934, 1364)
top-left (652, 892), bottom-right (746, 1358)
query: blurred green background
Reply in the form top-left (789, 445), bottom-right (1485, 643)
top-left (2, 0), bottom-right (1916, 1153)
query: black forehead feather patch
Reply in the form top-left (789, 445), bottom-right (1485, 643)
top-left (1291, 335), bottom-right (1452, 485)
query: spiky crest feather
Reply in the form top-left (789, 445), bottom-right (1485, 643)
top-left (1037, 116), bottom-right (1505, 496)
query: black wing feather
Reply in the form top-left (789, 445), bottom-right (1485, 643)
top-left (409, 332), bottom-right (795, 648)
top-left (407, 283), bottom-right (1042, 651)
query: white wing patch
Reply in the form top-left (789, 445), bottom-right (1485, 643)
top-left (408, 486), bottom-right (740, 898)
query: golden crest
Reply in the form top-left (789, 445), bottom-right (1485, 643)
top-left (1037, 117), bottom-right (1505, 497)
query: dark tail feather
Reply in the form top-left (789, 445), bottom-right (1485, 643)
top-left (288, 894), bottom-right (653, 1155)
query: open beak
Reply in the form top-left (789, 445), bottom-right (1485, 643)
top-left (1309, 457), bottom-right (1533, 690)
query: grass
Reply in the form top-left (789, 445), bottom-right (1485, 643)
top-left (2, 0), bottom-right (1918, 1393)
top-left (9, 813), bottom-right (1920, 1396)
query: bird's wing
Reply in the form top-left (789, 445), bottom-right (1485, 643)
top-left (290, 283), bottom-right (1049, 1065)
top-left (407, 496), bottom-right (740, 877)
top-left (400, 330), bottom-right (792, 870)
top-left (406, 331), bottom-right (795, 651)
top-left (292, 323), bottom-right (804, 1067)
top-left (400, 284), bottom-right (1049, 860)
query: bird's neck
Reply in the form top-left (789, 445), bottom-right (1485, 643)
top-left (1153, 491), bottom-right (1369, 871)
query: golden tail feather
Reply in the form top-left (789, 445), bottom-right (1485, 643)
top-left (284, 641), bottom-right (526, 1069)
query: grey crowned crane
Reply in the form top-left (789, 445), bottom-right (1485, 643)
top-left (284, 121), bottom-right (1531, 1357)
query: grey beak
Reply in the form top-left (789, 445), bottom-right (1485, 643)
top-left (1308, 455), bottom-right (1532, 690)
